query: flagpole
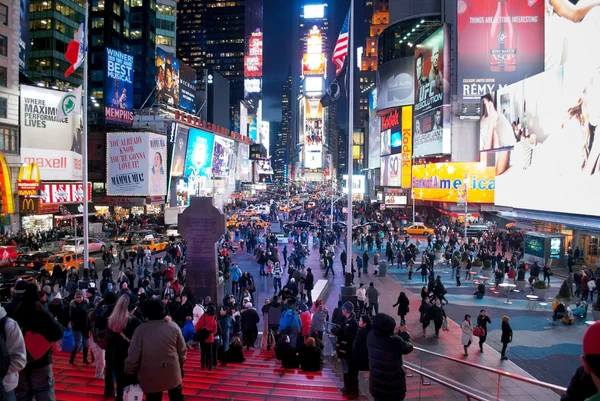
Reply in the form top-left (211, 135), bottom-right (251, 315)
top-left (345, 0), bottom-right (354, 275)
top-left (82, 0), bottom-right (90, 271)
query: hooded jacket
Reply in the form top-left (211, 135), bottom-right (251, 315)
top-left (0, 306), bottom-right (27, 392)
top-left (367, 313), bottom-right (413, 400)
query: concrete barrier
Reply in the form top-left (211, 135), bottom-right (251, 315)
top-left (311, 278), bottom-right (329, 302)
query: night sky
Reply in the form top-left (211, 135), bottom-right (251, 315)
top-left (262, 0), bottom-right (354, 123)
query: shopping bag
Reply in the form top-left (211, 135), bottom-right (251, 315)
top-left (473, 327), bottom-right (485, 337)
top-left (441, 319), bottom-right (449, 331)
top-left (123, 384), bottom-right (143, 401)
top-left (60, 329), bottom-right (75, 353)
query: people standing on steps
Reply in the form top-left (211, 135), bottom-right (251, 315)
top-left (366, 283), bottom-right (380, 316)
top-left (476, 310), bottom-right (491, 353)
top-left (461, 314), bottom-right (473, 356)
top-left (416, 260), bottom-right (429, 283)
top-left (500, 315), bottom-right (513, 360)
top-left (392, 291), bottom-right (410, 326)
top-left (336, 301), bottom-right (359, 399)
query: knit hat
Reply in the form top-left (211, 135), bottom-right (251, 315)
top-left (42, 285), bottom-right (51, 295)
top-left (245, 302), bottom-right (253, 309)
top-left (14, 280), bottom-right (28, 295)
top-left (372, 313), bottom-right (396, 335)
top-left (54, 292), bottom-right (62, 300)
top-left (583, 321), bottom-right (600, 355)
top-left (342, 301), bottom-right (354, 314)
top-left (75, 290), bottom-right (84, 298)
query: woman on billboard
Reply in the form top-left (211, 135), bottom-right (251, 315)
top-left (480, 94), bottom-right (515, 175)
top-left (151, 151), bottom-right (166, 194)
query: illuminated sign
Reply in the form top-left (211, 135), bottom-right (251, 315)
top-left (303, 53), bottom-right (326, 76)
top-left (0, 152), bottom-right (14, 214)
top-left (342, 175), bottom-right (365, 194)
top-left (304, 76), bottom-right (323, 93)
top-left (244, 78), bottom-right (262, 93)
top-left (39, 182), bottom-right (92, 204)
top-left (248, 32), bottom-right (263, 56)
top-left (245, 31), bottom-right (263, 78)
top-left (307, 28), bottom-right (322, 54)
top-left (19, 196), bottom-right (39, 215)
top-left (304, 4), bottom-right (325, 19)
top-left (17, 162), bottom-right (41, 196)
top-left (401, 107), bottom-right (413, 188)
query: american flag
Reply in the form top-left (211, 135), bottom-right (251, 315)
top-left (332, 11), bottom-right (349, 76)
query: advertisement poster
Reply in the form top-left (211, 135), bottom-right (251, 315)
top-left (212, 136), bottom-right (235, 178)
top-left (380, 129), bottom-right (391, 156)
top-left (304, 98), bottom-right (323, 169)
top-left (414, 105), bottom-right (451, 156)
top-left (380, 154), bottom-right (401, 187)
top-left (156, 47), bottom-right (180, 108)
top-left (377, 56), bottom-right (414, 112)
top-left (20, 86), bottom-right (83, 181)
top-left (238, 143), bottom-right (251, 182)
top-left (104, 48), bottom-right (134, 125)
top-left (457, 0), bottom-right (544, 103)
top-left (494, 64), bottom-right (600, 217)
top-left (170, 125), bottom-right (189, 178)
top-left (414, 26), bottom-right (449, 115)
top-left (401, 106), bottom-right (413, 188)
top-left (178, 62), bottom-right (197, 113)
top-left (39, 183), bottom-right (91, 204)
top-left (412, 162), bottom-right (495, 203)
top-left (184, 128), bottom-right (215, 193)
top-left (368, 89), bottom-right (381, 168)
top-left (107, 133), bottom-right (167, 196)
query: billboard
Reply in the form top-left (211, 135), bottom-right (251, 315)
top-left (20, 86), bottom-right (83, 181)
top-left (342, 175), bottom-right (365, 194)
top-left (457, 0), bottom-right (544, 103)
top-left (401, 106), bottom-right (413, 188)
top-left (156, 47), bottom-right (180, 107)
top-left (179, 63), bottom-right (197, 113)
top-left (304, 4), bottom-right (325, 18)
top-left (256, 160), bottom-right (274, 175)
top-left (380, 129), bottom-right (391, 156)
top-left (304, 98), bottom-right (323, 169)
top-left (17, 162), bottom-right (40, 196)
top-left (104, 48), bottom-right (134, 125)
top-left (493, 63), bottom-right (600, 217)
top-left (212, 136), bottom-right (235, 178)
top-left (381, 109), bottom-right (401, 155)
top-left (414, 105), bottom-right (451, 156)
top-left (107, 133), bottom-right (167, 196)
top-left (39, 182), bottom-right (92, 204)
top-left (245, 32), bottom-right (263, 78)
top-left (184, 128), bottom-right (215, 192)
top-left (385, 193), bottom-right (408, 207)
top-left (368, 89), bottom-right (381, 168)
top-left (170, 125), bottom-right (189, 178)
top-left (376, 57), bottom-right (414, 112)
top-left (238, 143), bottom-right (251, 182)
top-left (380, 154), bottom-right (401, 187)
top-left (303, 53), bottom-right (326, 76)
top-left (414, 26), bottom-right (450, 115)
top-left (412, 162), bottom-right (495, 203)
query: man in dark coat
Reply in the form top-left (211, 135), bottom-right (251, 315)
top-left (336, 301), bottom-right (359, 398)
top-left (367, 313), bottom-right (413, 401)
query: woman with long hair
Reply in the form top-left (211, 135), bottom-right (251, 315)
top-left (392, 291), bottom-right (410, 325)
top-left (195, 304), bottom-right (218, 370)
top-left (461, 314), bottom-right (473, 356)
top-left (107, 293), bottom-right (142, 401)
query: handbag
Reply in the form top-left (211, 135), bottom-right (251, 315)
top-left (194, 315), bottom-right (212, 342)
top-left (123, 384), bottom-right (143, 401)
top-left (473, 327), bottom-right (485, 337)
top-left (441, 319), bottom-right (449, 331)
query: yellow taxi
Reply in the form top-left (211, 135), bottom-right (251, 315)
top-left (237, 217), bottom-right (269, 229)
top-left (46, 253), bottom-right (97, 273)
top-left (226, 218), bottom-right (238, 228)
top-left (136, 238), bottom-right (168, 254)
top-left (402, 223), bottom-right (435, 237)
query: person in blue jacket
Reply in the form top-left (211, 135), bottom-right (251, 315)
top-left (231, 264), bottom-right (242, 295)
top-left (182, 316), bottom-right (195, 345)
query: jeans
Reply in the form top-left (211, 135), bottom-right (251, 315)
top-left (71, 330), bottom-right (89, 361)
top-left (324, 265), bottom-right (334, 277)
top-left (120, 259), bottom-right (127, 270)
top-left (259, 263), bottom-right (265, 275)
top-left (145, 385), bottom-right (184, 401)
top-left (368, 303), bottom-right (379, 316)
top-left (6, 390), bottom-right (16, 401)
top-left (273, 277), bottom-right (282, 293)
top-left (340, 359), bottom-right (358, 393)
top-left (16, 364), bottom-right (56, 401)
top-left (306, 288), bottom-right (313, 305)
top-left (232, 280), bottom-right (240, 295)
top-left (479, 334), bottom-right (487, 350)
top-left (501, 343), bottom-right (508, 357)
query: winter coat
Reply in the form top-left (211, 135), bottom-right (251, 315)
top-left (124, 319), bottom-right (187, 394)
top-left (241, 308), bottom-right (260, 331)
top-left (231, 267), bottom-right (242, 282)
top-left (501, 321), bottom-right (513, 344)
top-left (276, 341), bottom-right (298, 368)
top-left (304, 273), bottom-right (314, 291)
top-left (267, 302), bottom-right (282, 326)
top-left (69, 299), bottom-right (89, 332)
top-left (461, 320), bottom-right (473, 346)
top-left (300, 311), bottom-right (312, 337)
top-left (367, 313), bottom-right (413, 400)
top-left (299, 346), bottom-right (323, 372)
top-left (309, 310), bottom-right (328, 333)
top-left (0, 306), bottom-right (27, 392)
top-left (195, 314), bottom-right (218, 343)
top-left (393, 295), bottom-right (410, 317)
top-left (428, 304), bottom-right (446, 322)
top-left (351, 326), bottom-right (371, 371)
top-left (366, 286), bottom-right (380, 304)
top-left (182, 320), bottom-right (195, 342)
top-left (356, 287), bottom-right (367, 302)
top-left (335, 314), bottom-right (358, 360)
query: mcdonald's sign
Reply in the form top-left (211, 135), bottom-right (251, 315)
top-left (19, 197), bottom-right (39, 215)
top-left (17, 162), bottom-right (41, 196)
top-left (0, 153), bottom-right (14, 215)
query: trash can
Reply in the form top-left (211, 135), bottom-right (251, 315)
top-left (378, 260), bottom-right (388, 277)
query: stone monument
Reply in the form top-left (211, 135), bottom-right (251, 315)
top-left (178, 197), bottom-right (226, 305)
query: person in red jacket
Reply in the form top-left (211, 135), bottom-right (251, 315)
top-left (195, 304), bottom-right (218, 370)
top-left (300, 304), bottom-right (312, 338)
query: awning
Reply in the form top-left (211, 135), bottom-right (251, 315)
top-left (497, 209), bottom-right (600, 232)
top-left (54, 203), bottom-right (95, 219)
top-left (436, 208), bottom-right (480, 218)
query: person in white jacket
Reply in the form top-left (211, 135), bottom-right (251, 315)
top-left (461, 314), bottom-right (473, 356)
top-left (0, 305), bottom-right (27, 398)
top-left (356, 283), bottom-right (367, 315)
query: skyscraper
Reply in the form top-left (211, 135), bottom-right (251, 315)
top-left (274, 74), bottom-right (292, 182)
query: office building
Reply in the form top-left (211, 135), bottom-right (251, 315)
top-left (273, 74), bottom-right (291, 182)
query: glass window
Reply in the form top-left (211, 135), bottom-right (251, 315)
top-left (0, 35), bottom-right (6, 56)
top-left (92, 0), bottom-right (105, 11)
top-left (0, 97), bottom-right (6, 118)
top-left (0, 66), bottom-right (6, 87)
top-left (92, 18), bottom-right (104, 29)
top-left (0, 126), bottom-right (17, 153)
top-left (30, 19), bottom-right (52, 31)
top-left (113, 2), bottom-right (120, 16)
top-left (0, 4), bottom-right (7, 25)
top-left (30, 1), bottom-right (51, 12)
top-left (92, 35), bottom-right (103, 46)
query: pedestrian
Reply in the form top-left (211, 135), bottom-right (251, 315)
top-left (69, 290), bottom-right (91, 365)
top-left (543, 263), bottom-right (552, 286)
top-left (461, 314), bottom-right (473, 356)
top-left (419, 297), bottom-right (432, 337)
top-left (341, 249), bottom-right (347, 274)
top-left (195, 304), bottom-right (218, 370)
top-left (241, 302), bottom-right (260, 350)
top-left (0, 304), bottom-right (27, 401)
top-left (351, 314), bottom-right (371, 373)
top-left (362, 252), bottom-right (369, 275)
top-left (392, 291), bottom-right (410, 325)
top-left (124, 299), bottom-right (187, 401)
top-left (356, 283), bottom-right (367, 315)
top-left (500, 315), bottom-right (513, 360)
top-left (304, 268), bottom-right (314, 305)
top-left (231, 263), bottom-right (242, 295)
top-left (455, 261), bottom-right (462, 286)
top-left (336, 302), bottom-right (359, 399)
top-left (476, 309), bottom-right (491, 353)
top-left (366, 313), bottom-right (414, 401)
top-left (366, 283), bottom-right (380, 316)
top-left (569, 322), bottom-right (600, 400)
top-left (417, 261), bottom-right (428, 283)
top-left (272, 262), bottom-right (283, 294)
top-left (429, 298), bottom-right (446, 339)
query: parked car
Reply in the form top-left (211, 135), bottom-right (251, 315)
top-left (402, 223), bottom-right (435, 237)
top-left (63, 238), bottom-right (106, 253)
top-left (142, 224), bottom-right (165, 234)
top-left (14, 251), bottom-right (54, 271)
top-left (354, 222), bottom-right (386, 233)
top-left (283, 220), bottom-right (316, 231)
top-left (166, 225), bottom-right (180, 237)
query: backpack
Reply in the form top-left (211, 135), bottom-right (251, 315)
top-left (0, 317), bottom-right (11, 394)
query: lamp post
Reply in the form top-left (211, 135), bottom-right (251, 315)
top-left (463, 176), bottom-right (470, 244)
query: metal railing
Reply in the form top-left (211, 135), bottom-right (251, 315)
top-left (399, 346), bottom-right (566, 401)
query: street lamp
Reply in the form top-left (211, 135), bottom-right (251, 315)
top-left (463, 176), bottom-right (470, 244)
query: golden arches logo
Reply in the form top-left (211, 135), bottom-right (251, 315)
top-left (21, 198), bottom-right (36, 214)
top-left (0, 153), bottom-right (14, 214)
top-left (17, 162), bottom-right (41, 196)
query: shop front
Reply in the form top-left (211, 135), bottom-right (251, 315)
top-left (94, 195), bottom-right (164, 217)
top-left (19, 197), bottom-right (56, 232)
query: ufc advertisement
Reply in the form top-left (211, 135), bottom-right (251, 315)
top-left (414, 106), bottom-right (451, 157)
top-left (20, 86), bottom-right (83, 181)
top-left (414, 26), bottom-right (449, 115)
top-left (493, 64), bottom-right (600, 217)
top-left (376, 57), bottom-right (414, 112)
top-left (380, 154), bottom-right (401, 187)
top-left (457, 0), bottom-right (544, 103)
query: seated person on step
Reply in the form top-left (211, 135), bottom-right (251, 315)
top-left (474, 283), bottom-right (486, 299)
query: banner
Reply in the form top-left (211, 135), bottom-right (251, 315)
top-left (212, 136), bottom-right (235, 178)
top-left (39, 182), bottom-right (91, 204)
top-left (377, 56), bottom-right (414, 112)
top-left (104, 48), bottom-right (134, 125)
top-left (413, 105), bottom-right (451, 156)
top-left (412, 162), bottom-right (495, 203)
top-left (414, 26), bottom-right (449, 115)
top-left (401, 106), bottom-right (413, 188)
top-left (380, 154), bottom-right (401, 187)
top-left (170, 125), bottom-right (189, 178)
top-left (457, 0), bottom-right (544, 102)
top-left (368, 89), bottom-right (380, 168)
top-left (178, 63), bottom-right (196, 113)
top-left (184, 128), bottom-right (215, 191)
top-left (156, 47), bottom-right (180, 108)
top-left (20, 86), bottom-right (83, 181)
top-left (304, 98), bottom-right (323, 169)
top-left (107, 132), bottom-right (167, 196)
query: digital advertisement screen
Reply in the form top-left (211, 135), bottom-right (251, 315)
top-left (524, 236), bottom-right (545, 259)
top-left (550, 238), bottom-right (562, 259)
top-left (457, 0), bottom-right (544, 103)
top-left (156, 47), bottom-right (180, 108)
top-left (178, 62), bottom-right (197, 113)
top-left (414, 106), bottom-right (451, 156)
top-left (303, 53), bottom-right (326, 76)
top-left (212, 136), bottom-right (235, 178)
top-left (184, 128), bottom-right (215, 191)
top-left (376, 56), bottom-right (414, 112)
top-left (104, 48), bottom-right (134, 125)
top-left (493, 63), bottom-right (600, 217)
top-left (368, 89), bottom-right (381, 168)
top-left (170, 125), bottom-right (189, 178)
top-left (391, 131), bottom-right (402, 152)
top-left (414, 26), bottom-right (449, 115)
top-left (380, 154), bottom-right (401, 187)
top-left (380, 129), bottom-right (391, 156)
